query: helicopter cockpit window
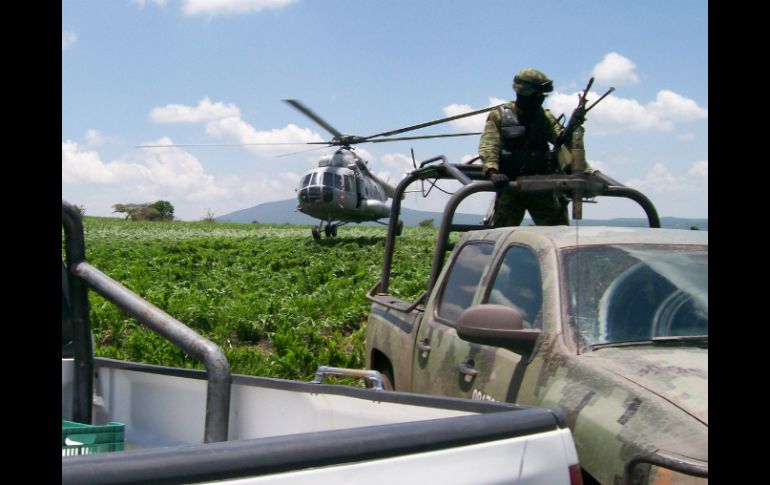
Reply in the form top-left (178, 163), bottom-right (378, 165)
top-left (301, 173), bottom-right (312, 188)
top-left (344, 176), bottom-right (353, 193)
top-left (309, 172), bottom-right (319, 186)
top-left (334, 174), bottom-right (344, 190)
top-left (323, 172), bottom-right (334, 188)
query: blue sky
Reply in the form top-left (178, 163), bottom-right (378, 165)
top-left (62, 0), bottom-right (708, 221)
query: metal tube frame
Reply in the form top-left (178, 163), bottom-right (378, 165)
top-left (375, 159), bottom-right (661, 306)
top-left (62, 201), bottom-right (95, 425)
top-left (62, 200), bottom-right (232, 443)
top-left (622, 450), bottom-right (708, 484)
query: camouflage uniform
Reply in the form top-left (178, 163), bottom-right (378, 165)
top-left (480, 69), bottom-right (568, 227)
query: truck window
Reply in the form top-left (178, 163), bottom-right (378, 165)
top-left (485, 246), bottom-right (543, 328)
top-left (562, 244), bottom-right (708, 351)
top-left (437, 242), bottom-right (495, 324)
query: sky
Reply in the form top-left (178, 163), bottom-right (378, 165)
top-left (62, 0), bottom-right (708, 222)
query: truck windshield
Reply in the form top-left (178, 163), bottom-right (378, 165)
top-left (562, 244), bottom-right (707, 352)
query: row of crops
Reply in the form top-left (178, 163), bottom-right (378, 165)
top-left (76, 217), bottom-right (438, 381)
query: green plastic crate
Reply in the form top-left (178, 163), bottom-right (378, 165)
top-left (62, 420), bottom-right (125, 457)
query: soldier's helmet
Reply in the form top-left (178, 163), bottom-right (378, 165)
top-left (513, 68), bottom-right (554, 96)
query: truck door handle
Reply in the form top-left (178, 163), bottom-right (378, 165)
top-left (417, 338), bottom-right (431, 358)
top-left (458, 360), bottom-right (478, 382)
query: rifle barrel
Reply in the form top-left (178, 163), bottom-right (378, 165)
top-left (586, 87), bottom-right (615, 112)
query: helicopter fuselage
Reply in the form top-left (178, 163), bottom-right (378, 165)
top-left (296, 164), bottom-right (390, 223)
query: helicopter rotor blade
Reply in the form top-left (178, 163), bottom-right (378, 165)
top-left (369, 132), bottom-right (482, 143)
top-left (283, 99), bottom-right (344, 139)
top-left (363, 104), bottom-right (501, 140)
top-left (274, 145), bottom-right (333, 158)
top-left (136, 141), bottom-right (332, 148)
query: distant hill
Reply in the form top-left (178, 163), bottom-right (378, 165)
top-left (216, 199), bottom-right (487, 226)
top-left (217, 198), bottom-right (707, 230)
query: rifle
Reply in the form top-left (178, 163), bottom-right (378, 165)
top-left (554, 77), bottom-right (614, 149)
top-left (551, 77), bottom-right (614, 219)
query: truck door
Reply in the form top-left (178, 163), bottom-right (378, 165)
top-left (411, 241), bottom-right (496, 400)
top-left (412, 243), bottom-right (544, 403)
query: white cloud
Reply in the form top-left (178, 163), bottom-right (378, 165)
top-left (84, 129), bottom-right (120, 147)
top-left (592, 52), bottom-right (640, 86)
top-left (443, 97), bottom-right (506, 132)
top-left (181, 0), bottom-right (298, 16)
top-left (62, 137), bottom-right (299, 220)
top-left (648, 90), bottom-right (708, 124)
top-left (150, 97), bottom-right (241, 123)
top-left (148, 97), bottom-right (326, 156)
top-left (62, 29), bottom-right (77, 50)
top-left (63, 140), bottom-right (149, 184)
top-left (624, 163), bottom-right (707, 195)
top-left (380, 153), bottom-right (413, 173)
top-left (688, 160), bottom-right (708, 178)
top-left (444, 88), bottom-right (707, 137)
top-left (546, 89), bottom-right (707, 135)
top-left (204, 118), bottom-right (325, 156)
top-left (619, 162), bottom-right (708, 218)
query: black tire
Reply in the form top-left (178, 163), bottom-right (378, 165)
top-left (311, 227), bottom-right (321, 240)
top-left (324, 225), bottom-right (332, 238)
top-left (379, 369), bottom-right (394, 390)
top-left (330, 225), bottom-right (337, 237)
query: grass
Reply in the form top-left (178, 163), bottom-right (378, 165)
top-left (70, 217), bottom-right (438, 381)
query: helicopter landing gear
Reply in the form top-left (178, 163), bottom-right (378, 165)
top-left (313, 221), bottom-right (344, 240)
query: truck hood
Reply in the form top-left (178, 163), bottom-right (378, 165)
top-left (581, 346), bottom-right (708, 425)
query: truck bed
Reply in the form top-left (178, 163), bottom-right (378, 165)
top-left (62, 357), bottom-right (575, 484)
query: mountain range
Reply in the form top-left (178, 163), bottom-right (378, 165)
top-left (216, 199), bottom-right (708, 230)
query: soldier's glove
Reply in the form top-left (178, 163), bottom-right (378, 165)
top-left (488, 171), bottom-right (510, 188)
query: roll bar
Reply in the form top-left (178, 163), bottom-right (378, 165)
top-left (62, 201), bottom-right (232, 443)
top-left (371, 157), bottom-right (660, 308)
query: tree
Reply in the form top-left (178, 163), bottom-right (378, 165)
top-left (418, 218), bottom-right (434, 228)
top-left (151, 200), bottom-right (174, 221)
top-left (112, 200), bottom-right (174, 221)
top-left (203, 209), bottom-right (217, 223)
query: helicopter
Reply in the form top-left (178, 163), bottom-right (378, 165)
top-left (280, 99), bottom-right (497, 239)
top-left (137, 99), bottom-right (499, 239)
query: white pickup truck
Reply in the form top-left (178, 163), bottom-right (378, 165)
top-left (61, 200), bottom-right (581, 485)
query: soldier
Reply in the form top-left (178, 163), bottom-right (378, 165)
top-left (479, 68), bottom-right (568, 226)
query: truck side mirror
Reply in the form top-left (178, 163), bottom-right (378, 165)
top-left (457, 304), bottom-right (541, 356)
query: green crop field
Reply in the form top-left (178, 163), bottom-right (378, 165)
top-left (70, 217), bottom-right (438, 382)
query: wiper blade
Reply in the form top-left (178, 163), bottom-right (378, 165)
top-left (590, 341), bottom-right (654, 350)
top-left (590, 335), bottom-right (708, 351)
top-left (652, 335), bottom-right (708, 344)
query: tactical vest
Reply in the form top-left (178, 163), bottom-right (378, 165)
top-left (498, 105), bottom-right (551, 177)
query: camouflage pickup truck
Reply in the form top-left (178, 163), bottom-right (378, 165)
top-left (364, 158), bottom-right (708, 484)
